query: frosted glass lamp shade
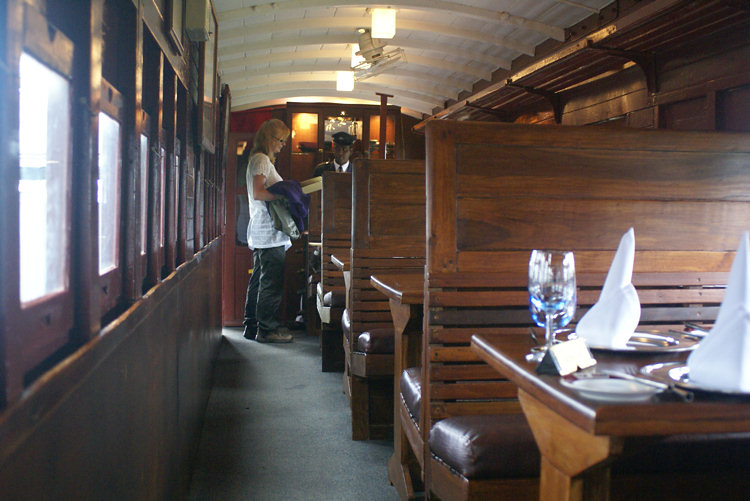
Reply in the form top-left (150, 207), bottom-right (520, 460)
top-left (371, 8), bottom-right (396, 39)
top-left (337, 71), bottom-right (354, 91)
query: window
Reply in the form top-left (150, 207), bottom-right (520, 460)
top-left (196, 165), bottom-right (204, 249)
top-left (139, 132), bottom-right (149, 256)
top-left (138, 112), bottom-right (153, 292)
top-left (97, 111), bottom-right (121, 275)
top-left (97, 79), bottom-right (124, 312)
top-left (173, 139), bottom-right (180, 254)
top-left (175, 83), bottom-right (188, 264)
top-left (160, 144), bottom-right (167, 249)
top-left (18, 52), bottom-right (72, 304)
top-left (200, 7), bottom-right (217, 151)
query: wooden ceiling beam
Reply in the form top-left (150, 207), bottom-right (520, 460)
top-left (222, 63), bottom-right (470, 95)
top-left (220, 16), bottom-right (536, 56)
top-left (218, 33), bottom-right (511, 69)
top-left (216, 0), bottom-right (565, 40)
top-left (220, 50), bottom-right (491, 81)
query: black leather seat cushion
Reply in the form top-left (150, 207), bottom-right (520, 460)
top-left (400, 367), bottom-right (422, 425)
top-left (323, 288), bottom-right (346, 307)
top-left (341, 309), bottom-right (350, 341)
top-left (356, 328), bottom-right (395, 354)
top-left (429, 414), bottom-right (540, 480)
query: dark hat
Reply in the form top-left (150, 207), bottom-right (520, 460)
top-left (332, 131), bottom-right (355, 147)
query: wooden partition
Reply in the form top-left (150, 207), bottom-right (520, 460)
top-left (421, 119), bottom-right (750, 499)
top-left (317, 172), bottom-right (352, 371)
top-left (304, 188), bottom-right (322, 338)
top-left (348, 159), bottom-right (426, 440)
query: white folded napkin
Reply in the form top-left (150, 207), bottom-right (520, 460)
top-left (576, 227), bottom-right (641, 349)
top-left (687, 232), bottom-right (750, 392)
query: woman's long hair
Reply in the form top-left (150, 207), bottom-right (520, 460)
top-left (251, 118), bottom-right (290, 163)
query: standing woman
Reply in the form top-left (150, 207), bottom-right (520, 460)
top-left (243, 118), bottom-right (293, 343)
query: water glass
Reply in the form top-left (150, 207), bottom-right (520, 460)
top-left (527, 250), bottom-right (576, 362)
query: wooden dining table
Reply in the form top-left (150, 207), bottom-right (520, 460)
top-left (369, 272), bottom-right (425, 500)
top-left (470, 333), bottom-right (750, 501)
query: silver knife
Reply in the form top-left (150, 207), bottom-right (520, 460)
top-left (597, 370), bottom-right (694, 402)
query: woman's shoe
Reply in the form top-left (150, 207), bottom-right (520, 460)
top-left (255, 331), bottom-right (293, 343)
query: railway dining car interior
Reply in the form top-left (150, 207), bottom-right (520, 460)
top-left (3, 0), bottom-right (750, 500)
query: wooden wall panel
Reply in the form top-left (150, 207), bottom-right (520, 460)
top-left (0, 242), bottom-right (223, 501)
top-left (661, 97), bottom-right (713, 130)
top-left (719, 84), bottom-right (750, 132)
top-left (557, 38), bottom-right (750, 132)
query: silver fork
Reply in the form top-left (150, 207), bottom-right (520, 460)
top-left (619, 365), bottom-right (694, 402)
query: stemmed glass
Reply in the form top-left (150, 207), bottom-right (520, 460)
top-left (526, 250), bottom-right (577, 363)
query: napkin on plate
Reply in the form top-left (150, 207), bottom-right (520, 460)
top-left (687, 232), bottom-right (750, 392)
top-left (576, 227), bottom-right (641, 349)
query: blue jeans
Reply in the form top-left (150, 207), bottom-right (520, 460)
top-left (244, 246), bottom-right (286, 334)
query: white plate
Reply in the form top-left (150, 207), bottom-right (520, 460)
top-left (641, 362), bottom-right (750, 395)
top-left (559, 375), bottom-right (663, 401)
top-left (584, 331), bottom-right (700, 353)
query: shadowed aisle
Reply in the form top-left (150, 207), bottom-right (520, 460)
top-left (187, 328), bottom-right (399, 501)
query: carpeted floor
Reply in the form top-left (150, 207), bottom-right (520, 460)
top-left (186, 328), bottom-right (400, 501)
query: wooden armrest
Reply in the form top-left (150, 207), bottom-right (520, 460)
top-left (371, 272), bottom-right (424, 304)
top-left (331, 253), bottom-right (350, 271)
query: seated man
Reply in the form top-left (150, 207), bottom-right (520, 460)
top-left (313, 132), bottom-right (354, 176)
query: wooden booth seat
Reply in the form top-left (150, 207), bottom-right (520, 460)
top-left (304, 186), bottom-right (322, 338)
top-left (417, 119), bottom-right (750, 501)
top-left (316, 172), bottom-right (351, 372)
top-left (346, 159), bottom-right (426, 440)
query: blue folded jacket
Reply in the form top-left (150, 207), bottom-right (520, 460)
top-left (266, 179), bottom-right (311, 233)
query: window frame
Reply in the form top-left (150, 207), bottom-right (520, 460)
top-left (97, 78), bottom-right (125, 314)
top-left (167, 0), bottom-right (185, 54)
top-left (168, 136), bottom-right (180, 270)
top-left (195, 157), bottom-right (204, 249)
top-left (198, 5), bottom-right (217, 153)
top-left (138, 111), bottom-right (152, 286)
top-left (162, 66), bottom-right (177, 276)
top-left (147, 128), bottom-right (167, 285)
top-left (175, 82), bottom-right (188, 265)
top-left (2, 5), bottom-right (76, 403)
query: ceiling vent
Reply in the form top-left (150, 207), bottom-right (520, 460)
top-left (352, 29), bottom-right (405, 81)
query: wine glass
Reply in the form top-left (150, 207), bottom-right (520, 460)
top-left (526, 250), bottom-right (576, 363)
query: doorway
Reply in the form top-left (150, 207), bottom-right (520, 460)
top-left (221, 132), bottom-right (254, 326)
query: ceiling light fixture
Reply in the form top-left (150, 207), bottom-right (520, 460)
top-left (351, 44), bottom-right (366, 68)
top-left (336, 71), bottom-right (354, 91)
top-left (371, 8), bottom-right (396, 39)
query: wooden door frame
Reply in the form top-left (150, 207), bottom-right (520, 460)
top-left (221, 132), bottom-right (254, 326)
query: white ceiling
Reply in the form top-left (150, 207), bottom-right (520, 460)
top-left (214, 0), bottom-right (613, 117)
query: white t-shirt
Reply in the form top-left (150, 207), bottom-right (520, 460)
top-left (246, 152), bottom-right (292, 250)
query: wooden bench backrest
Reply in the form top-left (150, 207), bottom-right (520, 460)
top-left (423, 119), bottom-right (750, 433)
top-left (349, 159), bottom-right (426, 347)
top-left (320, 172), bottom-right (352, 294)
top-left (307, 190), bottom-right (321, 243)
